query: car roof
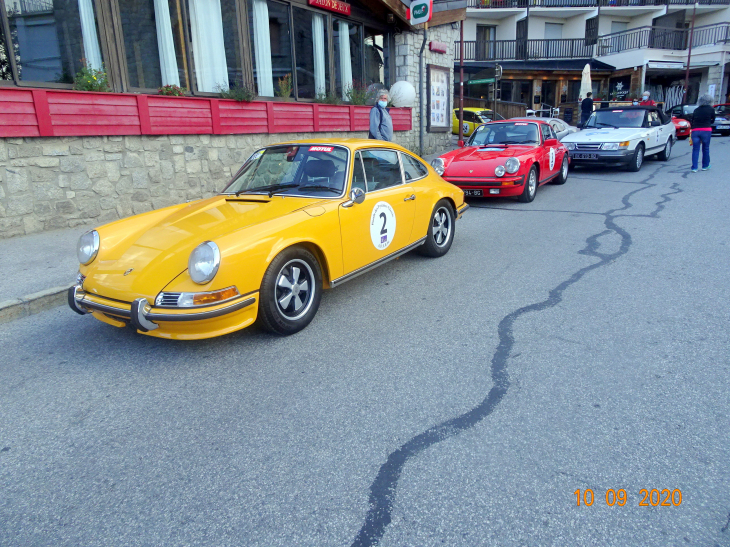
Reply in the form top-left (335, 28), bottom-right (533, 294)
top-left (453, 107), bottom-right (493, 113)
top-left (596, 105), bottom-right (660, 112)
top-left (271, 138), bottom-right (415, 154)
top-left (486, 119), bottom-right (547, 125)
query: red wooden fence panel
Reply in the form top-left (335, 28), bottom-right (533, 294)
top-left (0, 88), bottom-right (40, 137)
top-left (0, 87), bottom-right (413, 138)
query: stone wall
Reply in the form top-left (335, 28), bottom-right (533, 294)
top-left (395, 23), bottom-right (459, 156)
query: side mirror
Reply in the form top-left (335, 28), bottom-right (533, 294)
top-left (458, 140), bottom-right (465, 148)
top-left (544, 138), bottom-right (558, 147)
top-left (342, 187), bottom-right (365, 208)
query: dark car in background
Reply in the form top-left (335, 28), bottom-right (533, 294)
top-left (666, 103), bottom-right (730, 136)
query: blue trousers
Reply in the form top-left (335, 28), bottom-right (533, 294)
top-left (691, 131), bottom-right (711, 170)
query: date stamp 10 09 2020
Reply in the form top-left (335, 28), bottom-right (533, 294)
top-left (575, 489), bottom-right (682, 507)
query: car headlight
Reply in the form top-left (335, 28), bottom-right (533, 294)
top-left (77, 230), bottom-right (100, 265)
top-left (601, 142), bottom-right (619, 151)
top-left (494, 165), bottom-right (506, 177)
top-left (564, 142), bottom-right (576, 150)
top-left (189, 241), bottom-right (220, 284)
top-left (505, 157), bottom-right (520, 174)
top-left (679, 121), bottom-right (689, 127)
top-left (431, 157), bottom-right (445, 175)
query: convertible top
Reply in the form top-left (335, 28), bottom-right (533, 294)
top-left (594, 105), bottom-right (670, 124)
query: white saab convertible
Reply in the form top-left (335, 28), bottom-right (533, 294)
top-left (562, 106), bottom-right (676, 172)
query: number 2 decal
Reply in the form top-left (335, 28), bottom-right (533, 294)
top-left (370, 202), bottom-right (397, 251)
top-left (380, 212), bottom-right (387, 235)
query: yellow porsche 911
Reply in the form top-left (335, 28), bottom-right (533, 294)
top-left (68, 139), bottom-right (468, 339)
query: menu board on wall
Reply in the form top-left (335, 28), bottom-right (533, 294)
top-left (427, 65), bottom-right (450, 133)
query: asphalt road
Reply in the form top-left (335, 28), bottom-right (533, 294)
top-left (2, 138), bottom-right (729, 547)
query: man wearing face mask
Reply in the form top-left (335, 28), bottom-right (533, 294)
top-left (632, 98), bottom-right (639, 106)
top-left (640, 91), bottom-right (656, 106)
top-left (369, 90), bottom-right (393, 142)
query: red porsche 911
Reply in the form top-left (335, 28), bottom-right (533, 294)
top-left (431, 119), bottom-right (570, 203)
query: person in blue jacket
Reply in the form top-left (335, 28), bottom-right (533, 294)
top-left (369, 90), bottom-right (393, 141)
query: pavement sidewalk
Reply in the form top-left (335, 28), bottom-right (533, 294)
top-left (0, 140), bottom-right (459, 324)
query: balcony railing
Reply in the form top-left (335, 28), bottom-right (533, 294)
top-left (455, 22), bottom-right (729, 61)
top-left (467, 0), bottom-right (728, 8)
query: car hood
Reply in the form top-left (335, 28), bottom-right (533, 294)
top-left (563, 128), bottom-right (648, 142)
top-left (85, 195), bottom-right (325, 301)
top-left (441, 145), bottom-right (533, 176)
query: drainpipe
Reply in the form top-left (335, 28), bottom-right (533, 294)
top-left (420, 24), bottom-right (428, 156)
top-left (683, 1), bottom-right (697, 104)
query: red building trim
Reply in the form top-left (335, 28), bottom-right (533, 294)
top-left (0, 88), bottom-right (412, 139)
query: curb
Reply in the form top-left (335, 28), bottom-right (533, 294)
top-left (0, 285), bottom-right (72, 325)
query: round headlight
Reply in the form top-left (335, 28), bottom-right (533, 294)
top-left (494, 165), bottom-right (506, 177)
top-left (431, 157), bottom-right (445, 175)
top-left (565, 142), bottom-right (576, 150)
top-left (505, 157), bottom-right (520, 174)
top-left (77, 230), bottom-right (99, 265)
top-left (189, 241), bottom-right (220, 285)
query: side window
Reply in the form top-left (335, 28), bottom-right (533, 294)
top-left (360, 150), bottom-right (402, 192)
top-left (351, 152), bottom-right (367, 193)
top-left (540, 124), bottom-right (552, 142)
top-left (401, 153), bottom-right (428, 181)
top-left (647, 111), bottom-right (658, 126)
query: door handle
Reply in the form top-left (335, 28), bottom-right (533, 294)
top-left (404, 194), bottom-right (416, 201)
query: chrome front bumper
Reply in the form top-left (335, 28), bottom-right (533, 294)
top-left (68, 285), bottom-right (256, 332)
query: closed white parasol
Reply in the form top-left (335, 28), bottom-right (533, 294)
top-left (580, 63), bottom-right (592, 100)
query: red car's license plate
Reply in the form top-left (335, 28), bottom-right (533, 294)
top-left (463, 189), bottom-right (483, 197)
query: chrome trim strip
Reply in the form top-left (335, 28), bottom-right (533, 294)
top-left (456, 203), bottom-right (470, 218)
top-left (330, 237), bottom-right (427, 288)
top-left (78, 298), bottom-right (131, 318)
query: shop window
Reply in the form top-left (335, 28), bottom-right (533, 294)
top-left (364, 28), bottom-right (385, 91)
top-left (1, 14), bottom-right (17, 80)
top-left (293, 7), bottom-right (328, 100)
top-left (249, 0), bottom-right (292, 97)
top-left (188, 0), bottom-right (242, 92)
top-left (118, 0), bottom-right (187, 89)
top-left (334, 18), bottom-right (361, 101)
top-left (4, 0), bottom-right (103, 84)
top-left (567, 80), bottom-right (581, 102)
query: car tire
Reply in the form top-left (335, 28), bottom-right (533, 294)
top-left (627, 144), bottom-right (644, 172)
top-left (552, 155), bottom-right (569, 185)
top-left (657, 138), bottom-right (672, 161)
top-left (722, 131), bottom-right (730, 137)
top-left (257, 246), bottom-right (322, 335)
top-left (518, 165), bottom-right (538, 203)
top-left (418, 200), bottom-right (455, 258)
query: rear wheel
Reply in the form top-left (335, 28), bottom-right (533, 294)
top-left (257, 246), bottom-right (322, 335)
top-left (657, 137), bottom-right (672, 161)
top-left (518, 165), bottom-right (538, 203)
top-left (552, 155), bottom-right (569, 185)
top-left (418, 200), bottom-right (455, 258)
top-left (627, 144), bottom-right (644, 172)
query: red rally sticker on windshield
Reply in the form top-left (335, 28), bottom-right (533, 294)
top-left (613, 110), bottom-right (623, 112)
top-left (514, 122), bottom-right (528, 125)
top-left (309, 146), bottom-right (334, 152)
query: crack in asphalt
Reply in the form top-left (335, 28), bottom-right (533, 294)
top-left (351, 161), bottom-right (683, 547)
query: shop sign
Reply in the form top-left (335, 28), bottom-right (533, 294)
top-left (429, 41), bottom-right (447, 53)
top-left (609, 75), bottom-right (631, 100)
top-left (427, 64), bottom-right (449, 133)
top-left (308, 0), bottom-right (351, 16)
top-left (410, 0), bottom-right (432, 25)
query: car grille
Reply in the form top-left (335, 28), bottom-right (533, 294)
top-left (156, 292), bottom-right (181, 307)
top-left (575, 143), bottom-right (602, 150)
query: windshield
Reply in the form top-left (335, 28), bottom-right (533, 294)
top-left (224, 145), bottom-right (349, 197)
top-left (469, 122), bottom-right (540, 146)
top-left (584, 109), bottom-right (647, 129)
top-left (476, 110), bottom-right (501, 122)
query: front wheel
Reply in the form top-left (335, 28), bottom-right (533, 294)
top-left (627, 144), bottom-right (644, 172)
top-left (518, 165), bottom-right (538, 203)
top-left (418, 200), bottom-right (455, 258)
top-left (657, 138), bottom-right (672, 161)
top-left (257, 246), bottom-right (322, 335)
top-left (552, 155), bottom-right (569, 185)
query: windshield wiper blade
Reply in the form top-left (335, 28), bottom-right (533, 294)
top-left (595, 122), bottom-right (619, 129)
top-left (235, 183), bottom-right (298, 197)
top-left (501, 140), bottom-right (537, 145)
top-left (297, 185), bottom-right (342, 194)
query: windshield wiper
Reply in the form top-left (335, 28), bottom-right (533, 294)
top-left (235, 183), bottom-right (298, 197)
top-left (297, 185), bottom-right (341, 194)
top-left (501, 140), bottom-right (538, 145)
top-left (595, 122), bottom-right (619, 129)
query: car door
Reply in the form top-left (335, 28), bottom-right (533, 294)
top-left (338, 149), bottom-right (416, 274)
top-left (538, 123), bottom-right (558, 181)
top-left (646, 111), bottom-right (666, 150)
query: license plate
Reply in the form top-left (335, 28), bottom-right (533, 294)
top-left (718, 125), bottom-right (730, 130)
top-left (573, 152), bottom-right (598, 159)
top-left (463, 189), bottom-right (483, 197)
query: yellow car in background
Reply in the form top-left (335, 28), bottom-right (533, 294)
top-left (69, 139), bottom-right (468, 340)
top-left (452, 108), bottom-right (505, 136)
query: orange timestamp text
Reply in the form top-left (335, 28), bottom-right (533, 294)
top-left (574, 489), bottom-right (682, 507)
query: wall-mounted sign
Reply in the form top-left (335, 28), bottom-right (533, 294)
top-left (308, 0), bottom-right (351, 16)
top-left (427, 64), bottom-right (449, 133)
top-left (410, 0), bottom-right (432, 25)
top-left (609, 75), bottom-right (631, 99)
top-left (429, 41), bottom-right (447, 53)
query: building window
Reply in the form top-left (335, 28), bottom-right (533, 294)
top-left (292, 6), bottom-right (328, 99)
top-left (364, 27), bottom-right (385, 90)
top-left (568, 80), bottom-right (580, 102)
top-left (334, 18), bottom-right (361, 100)
top-left (249, 0), bottom-right (292, 97)
top-left (0, 12), bottom-right (18, 80)
top-left (3, 0), bottom-right (103, 84)
top-left (118, 0), bottom-right (187, 89)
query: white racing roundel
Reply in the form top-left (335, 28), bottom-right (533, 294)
top-left (370, 201), bottom-right (396, 250)
top-left (549, 147), bottom-right (556, 171)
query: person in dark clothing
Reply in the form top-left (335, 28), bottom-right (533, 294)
top-left (580, 93), bottom-right (594, 126)
top-left (690, 94), bottom-right (716, 172)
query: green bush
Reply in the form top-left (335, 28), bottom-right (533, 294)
top-left (277, 73), bottom-right (293, 99)
top-left (344, 80), bottom-right (372, 105)
top-left (73, 60), bottom-right (110, 92)
top-left (158, 84), bottom-right (187, 96)
top-left (218, 83), bottom-right (257, 102)
top-left (313, 91), bottom-right (342, 105)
